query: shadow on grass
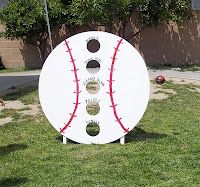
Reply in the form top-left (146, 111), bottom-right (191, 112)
top-left (55, 135), bottom-right (78, 144)
top-left (3, 86), bottom-right (38, 101)
top-left (126, 127), bottom-right (168, 143)
top-left (55, 127), bottom-right (167, 144)
top-left (0, 143), bottom-right (28, 156)
top-left (0, 177), bottom-right (28, 187)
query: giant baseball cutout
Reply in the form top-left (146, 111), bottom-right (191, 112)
top-left (39, 31), bottom-right (150, 144)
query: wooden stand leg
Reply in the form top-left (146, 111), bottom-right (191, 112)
top-left (120, 136), bottom-right (125, 145)
top-left (63, 136), bottom-right (68, 144)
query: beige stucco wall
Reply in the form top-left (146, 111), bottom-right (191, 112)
top-left (0, 13), bottom-right (200, 68)
top-left (0, 24), bottom-right (44, 68)
top-left (131, 13), bottom-right (200, 67)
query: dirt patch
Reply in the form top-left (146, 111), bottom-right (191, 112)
top-left (150, 84), bottom-right (176, 100)
top-left (150, 76), bottom-right (200, 86)
top-left (150, 76), bottom-right (200, 100)
top-left (19, 104), bottom-right (40, 116)
top-left (0, 100), bottom-right (26, 110)
top-left (194, 87), bottom-right (200, 93)
top-left (0, 117), bottom-right (12, 126)
top-left (0, 100), bottom-right (41, 125)
top-left (187, 87), bottom-right (200, 93)
top-left (0, 100), bottom-right (41, 115)
top-left (169, 78), bottom-right (200, 86)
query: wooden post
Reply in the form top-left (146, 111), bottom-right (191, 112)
top-left (120, 136), bottom-right (125, 145)
top-left (63, 136), bottom-right (67, 144)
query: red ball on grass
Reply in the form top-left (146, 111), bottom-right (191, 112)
top-left (155, 75), bottom-right (165, 84)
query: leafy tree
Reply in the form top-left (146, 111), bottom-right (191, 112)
top-left (68, 0), bottom-right (137, 34)
top-left (68, 0), bottom-right (192, 40)
top-left (0, 0), bottom-right (192, 62)
top-left (0, 0), bottom-right (69, 60)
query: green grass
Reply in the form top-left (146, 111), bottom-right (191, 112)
top-left (0, 68), bottom-right (40, 74)
top-left (148, 64), bottom-right (200, 72)
top-left (3, 87), bottom-right (39, 105)
top-left (180, 65), bottom-right (200, 72)
top-left (0, 82), bottom-right (200, 186)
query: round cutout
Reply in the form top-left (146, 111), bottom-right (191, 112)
top-left (86, 60), bottom-right (100, 74)
top-left (86, 122), bottom-right (100, 136)
top-left (86, 81), bottom-right (100, 95)
top-left (86, 101), bottom-right (100, 116)
top-left (87, 39), bottom-right (100, 53)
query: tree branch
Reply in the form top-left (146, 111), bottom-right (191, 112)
top-left (120, 7), bottom-right (139, 37)
top-left (125, 26), bottom-right (145, 41)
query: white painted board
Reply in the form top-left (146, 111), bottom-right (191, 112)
top-left (39, 31), bottom-right (150, 144)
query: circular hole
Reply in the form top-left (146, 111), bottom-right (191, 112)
top-left (86, 60), bottom-right (100, 74)
top-left (86, 81), bottom-right (100, 95)
top-left (86, 101), bottom-right (100, 116)
top-left (87, 39), bottom-right (100, 53)
top-left (86, 122), bottom-right (100, 136)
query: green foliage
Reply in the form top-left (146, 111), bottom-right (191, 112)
top-left (69, 0), bottom-right (134, 25)
top-left (68, 0), bottom-right (192, 39)
top-left (140, 0), bottom-right (192, 26)
top-left (68, 0), bottom-right (137, 28)
top-left (0, 0), bottom-right (68, 44)
top-left (0, 0), bottom-right (43, 40)
top-left (0, 0), bottom-right (193, 51)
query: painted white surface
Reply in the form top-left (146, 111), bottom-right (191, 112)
top-left (120, 136), bottom-right (125, 145)
top-left (39, 31), bottom-right (150, 144)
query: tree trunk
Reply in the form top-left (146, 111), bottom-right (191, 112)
top-left (106, 24), bottom-right (113, 33)
top-left (35, 37), bottom-right (48, 63)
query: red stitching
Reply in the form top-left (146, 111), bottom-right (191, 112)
top-left (60, 40), bottom-right (80, 133)
top-left (109, 38), bottom-right (129, 133)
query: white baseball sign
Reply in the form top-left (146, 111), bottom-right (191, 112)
top-left (39, 31), bottom-right (150, 144)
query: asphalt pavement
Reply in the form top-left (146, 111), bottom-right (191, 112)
top-left (0, 70), bottom-right (40, 95)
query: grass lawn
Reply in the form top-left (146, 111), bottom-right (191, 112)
top-left (0, 82), bottom-right (200, 186)
top-left (0, 68), bottom-right (40, 74)
top-left (148, 64), bottom-right (200, 72)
